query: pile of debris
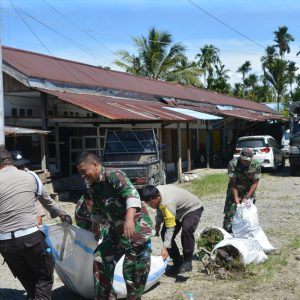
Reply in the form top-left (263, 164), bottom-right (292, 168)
top-left (196, 227), bottom-right (246, 279)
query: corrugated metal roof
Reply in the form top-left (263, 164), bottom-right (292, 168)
top-left (218, 109), bottom-right (282, 121)
top-left (3, 46), bottom-right (280, 115)
top-left (5, 126), bottom-right (50, 136)
top-left (38, 89), bottom-right (194, 121)
top-left (164, 107), bottom-right (223, 120)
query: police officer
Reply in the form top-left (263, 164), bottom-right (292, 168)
top-left (223, 147), bottom-right (261, 233)
top-left (76, 151), bottom-right (153, 300)
top-left (10, 150), bottom-right (70, 226)
top-left (0, 147), bottom-right (71, 299)
top-left (140, 185), bottom-right (204, 274)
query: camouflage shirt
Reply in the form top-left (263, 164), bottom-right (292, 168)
top-left (75, 195), bottom-right (92, 231)
top-left (89, 167), bottom-right (152, 245)
top-left (227, 157), bottom-right (261, 195)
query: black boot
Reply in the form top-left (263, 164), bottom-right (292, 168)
top-left (178, 258), bottom-right (192, 274)
top-left (166, 256), bottom-right (182, 275)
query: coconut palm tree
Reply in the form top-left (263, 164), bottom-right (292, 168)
top-left (286, 61), bottom-right (298, 96)
top-left (212, 63), bottom-right (230, 94)
top-left (273, 26), bottom-right (295, 58)
top-left (195, 44), bottom-right (220, 88)
top-left (115, 27), bottom-right (202, 86)
top-left (237, 61), bottom-right (252, 96)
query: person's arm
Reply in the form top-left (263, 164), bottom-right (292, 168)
top-left (230, 178), bottom-right (240, 205)
top-left (110, 170), bottom-right (142, 239)
top-left (242, 179), bottom-right (259, 202)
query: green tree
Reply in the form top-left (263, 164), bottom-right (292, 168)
top-left (286, 61), bottom-right (298, 96)
top-left (195, 44), bottom-right (220, 88)
top-left (273, 26), bottom-right (295, 58)
top-left (237, 61), bottom-right (252, 96)
top-left (212, 63), bottom-right (230, 94)
top-left (115, 27), bottom-right (202, 86)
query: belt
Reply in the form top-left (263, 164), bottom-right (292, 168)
top-left (0, 226), bottom-right (39, 241)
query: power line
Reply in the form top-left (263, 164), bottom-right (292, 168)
top-left (186, 0), bottom-right (266, 50)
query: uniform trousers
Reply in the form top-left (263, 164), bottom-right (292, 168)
top-left (0, 230), bottom-right (55, 300)
top-left (161, 207), bottom-right (203, 261)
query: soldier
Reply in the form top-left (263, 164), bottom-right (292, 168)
top-left (75, 190), bottom-right (93, 231)
top-left (139, 185), bottom-right (204, 275)
top-left (76, 152), bottom-right (153, 300)
top-left (223, 147), bottom-right (261, 233)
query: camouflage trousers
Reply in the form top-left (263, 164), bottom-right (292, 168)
top-left (93, 232), bottom-right (151, 300)
top-left (223, 189), bottom-right (256, 233)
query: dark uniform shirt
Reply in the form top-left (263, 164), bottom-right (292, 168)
top-left (90, 167), bottom-right (152, 246)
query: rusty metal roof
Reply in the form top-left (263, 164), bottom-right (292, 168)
top-left (38, 89), bottom-right (194, 121)
top-left (5, 126), bottom-right (50, 136)
top-left (3, 46), bottom-right (280, 116)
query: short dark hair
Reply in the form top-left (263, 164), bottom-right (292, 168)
top-left (76, 151), bottom-right (101, 166)
top-left (0, 147), bottom-right (13, 166)
top-left (139, 185), bottom-right (160, 202)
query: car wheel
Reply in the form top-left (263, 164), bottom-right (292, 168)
top-left (272, 159), bottom-right (278, 172)
top-left (290, 165), bottom-right (297, 176)
top-left (280, 156), bottom-right (285, 168)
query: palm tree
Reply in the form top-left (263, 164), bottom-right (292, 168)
top-left (115, 27), bottom-right (201, 86)
top-left (273, 26), bottom-right (295, 58)
top-left (114, 51), bottom-right (144, 76)
top-left (263, 58), bottom-right (289, 109)
top-left (286, 61), bottom-right (298, 96)
top-left (261, 46), bottom-right (278, 72)
top-left (195, 44), bottom-right (220, 88)
top-left (212, 63), bottom-right (230, 94)
top-left (237, 61), bottom-right (252, 96)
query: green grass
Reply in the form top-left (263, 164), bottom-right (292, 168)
top-left (288, 235), bottom-right (300, 249)
top-left (244, 253), bottom-right (288, 282)
top-left (183, 173), bottom-right (228, 197)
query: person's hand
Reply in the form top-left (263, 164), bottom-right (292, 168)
top-left (60, 214), bottom-right (72, 225)
top-left (161, 246), bottom-right (169, 260)
top-left (242, 197), bottom-right (248, 203)
top-left (123, 218), bottom-right (135, 239)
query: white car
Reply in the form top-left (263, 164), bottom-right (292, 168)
top-left (233, 135), bottom-right (285, 171)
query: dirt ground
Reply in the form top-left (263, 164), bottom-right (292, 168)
top-left (1, 165), bottom-right (300, 300)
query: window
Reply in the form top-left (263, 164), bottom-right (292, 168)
top-left (237, 139), bottom-right (265, 148)
top-left (27, 109), bottom-right (33, 116)
top-left (20, 109), bottom-right (25, 116)
top-left (12, 108), bottom-right (17, 116)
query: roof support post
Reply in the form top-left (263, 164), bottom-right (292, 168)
top-left (187, 123), bottom-right (191, 172)
top-left (0, 40), bottom-right (5, 146)
top-left (206, 121), bottom-right (210, 168)
top-left (54, 124), bottom-right (61, 173)
top-left (40, 92), bottom-right (48, 171)
top-left (177, 122), bottom-right (182, 182)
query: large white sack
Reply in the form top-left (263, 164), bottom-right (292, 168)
top-left (212, 238), bottom-right (268, 264)
top-left (42, 224), bottom-right (166, 299)
top-left (232, 200), bottom-right (275, 253)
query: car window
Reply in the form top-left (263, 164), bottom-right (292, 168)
top-left (237, 139), bottom-right (266, 148)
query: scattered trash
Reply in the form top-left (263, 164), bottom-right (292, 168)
top-left (181, 172), bottom-right (198, 182)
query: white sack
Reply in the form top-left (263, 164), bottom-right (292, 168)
top-left (212, 238), bottom-right (268, 264)
top-left (42, 224), bottom-right (166, 299)
top-left (232, 200), bottom-right (275, 253)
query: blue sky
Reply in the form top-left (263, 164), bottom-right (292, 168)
top-left (1, 0), bottom-right (300, 84)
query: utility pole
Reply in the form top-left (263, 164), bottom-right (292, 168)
top-left (0, 38), bottom-right (5, 147)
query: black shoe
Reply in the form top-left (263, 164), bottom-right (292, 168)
top-left (178, 259), bottom-right (192, 274)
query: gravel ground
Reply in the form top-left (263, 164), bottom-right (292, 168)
top-left (1, 164), bottom-right (300, 299)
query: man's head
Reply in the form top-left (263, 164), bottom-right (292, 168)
top-left (139, 185), bottom-right (161, 209)
top-left (0, 147), bottom-right (13, 169)
top-left (10, 150), bottom-right (30, 169)
top-left (239, 147), bottom-right (254, 166)
top-left (76, 152), bottom-right (102, 184)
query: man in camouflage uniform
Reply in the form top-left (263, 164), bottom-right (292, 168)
top-left (76, 152), bottom-right (153, 300)
top-left (223, 147), bottom-right (261, 233)
top-left (75, 190), bottom-right (93, 231)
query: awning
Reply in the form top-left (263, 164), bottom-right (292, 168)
top-left (164, 107), bottom-right (223, 120)
top-left (37, 89), bottom-right (196, 121)
top-left (5, 126), bottom-right (50, 136)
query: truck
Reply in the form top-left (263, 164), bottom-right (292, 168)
top-left (288, 101), bottom-right (300, 175)
top-left (102, 129), bottom-right (166, 188)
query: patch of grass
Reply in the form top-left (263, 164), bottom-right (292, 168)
top-left (244, 253), bottom-right (288, 282)
top-left (288, 235), bottom-right (300, 249)
top-left (184, 173), bottom-right (228, 197)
